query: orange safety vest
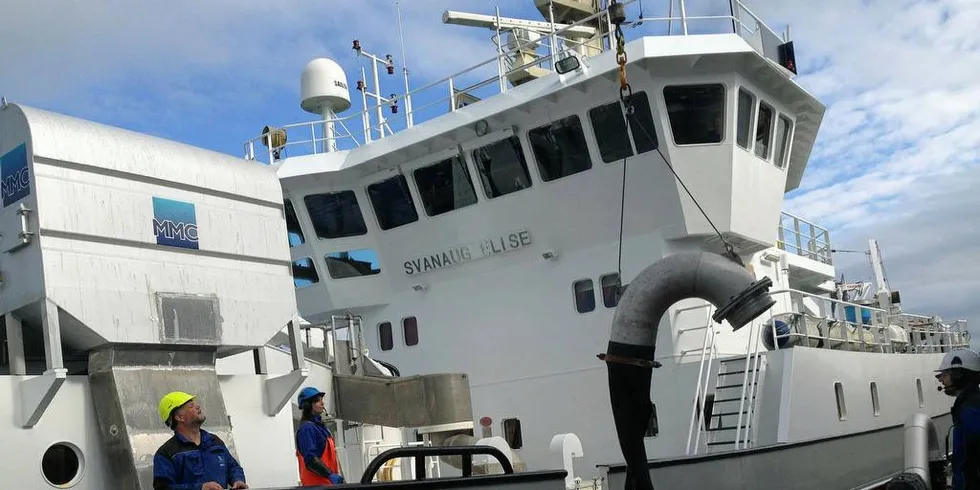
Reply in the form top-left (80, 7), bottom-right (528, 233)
top-left (296, 428), bottom-right (341, 486)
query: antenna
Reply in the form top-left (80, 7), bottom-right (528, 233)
top-left (352, 39), bottom-right (399, 140)
top-left (395, 0), bottom-right (414, 127)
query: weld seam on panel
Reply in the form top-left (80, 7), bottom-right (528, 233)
top-left (33, 155), bottom-right (283, 209)
top-left (39, 228), bottom-right (292, 267)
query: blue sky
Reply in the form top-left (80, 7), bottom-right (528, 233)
top-left (3, 0), bottom-right (980, 339)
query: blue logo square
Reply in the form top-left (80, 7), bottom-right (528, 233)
top-left (1, 143), bottom-right (30, 208)
top-left (152, 197), bottom-right (199, 250)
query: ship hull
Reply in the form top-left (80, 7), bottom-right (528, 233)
top-left (604, 413), bottom-right (952, 490)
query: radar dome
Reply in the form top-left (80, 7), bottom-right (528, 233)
top-left (300, 58), bottom-right (352, 115)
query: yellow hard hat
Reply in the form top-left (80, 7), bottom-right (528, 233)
top-left (158, 391), bottom-right (195, 425)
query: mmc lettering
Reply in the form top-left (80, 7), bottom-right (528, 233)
top-left (0, 143), bottom-right (31, 207)
top-left (151, 197), bottom-right (199, 250)
top-left (153, 219), bottom-right (199, 242)
top-left (1, 167), bottom-right (30, 201)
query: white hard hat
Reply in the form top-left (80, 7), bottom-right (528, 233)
top-left (936, 349), bottom-right (980, 373)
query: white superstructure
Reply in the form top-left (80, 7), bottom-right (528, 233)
top-left (253, 0), bottom-right (968, 482)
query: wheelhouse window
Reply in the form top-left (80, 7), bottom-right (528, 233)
top-left (304, 190), bottom-right (368, 239)
top-left (292, 258), bottom-right (319, 288)
top-left (379, 322), bottom-right (393, 351)
top-left (600, 273), bottom-right (622, 308)
top-left (773, 115), bottom-right (793, 168)
top-left (367, 175), bottom-right (419, 230)
top-left (573, 279), bottom-right (595, 313)
top-left (589, 91), bottom-right (658, 163)
top-left (403, 316), bottom-right (419, 346)
top-left (528, 115), bottom-right (592, 181)
top-left (325, 249), bottom-right (381, 279)
top-left (663, 84), bottom-right (725, 145)
top-left (471, 136), bottom-right (532, 198)
top-left (284, 199), bottom-right (305, 246)
top-left (736, 88), bottom-right (755, 150)
top-left (413, 156), bottom-right (478, 217)
top-left (755, 102), bottom-right (775, 159)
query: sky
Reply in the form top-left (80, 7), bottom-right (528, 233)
top-left (2, 0), bottom-right (979, 345)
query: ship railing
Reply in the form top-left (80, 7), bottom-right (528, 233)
top-left (684, 288), bottom-right (969, 454)
top-left (759, 290), bottom-right (969, 353)
top-left (893, 313), bottom-right (971, 354)
top-left (776, 212), bottom-right (833, 265)
top-left (683, 304), bottom-right (718, 455)
top-left (243, 0), bottom-right (792, 164)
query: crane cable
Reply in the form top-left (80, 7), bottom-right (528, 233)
top-left (609, 0), bottom-right (741, 288)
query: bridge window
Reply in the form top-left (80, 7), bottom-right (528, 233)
top-left (755, 102), bottom-right (775, 159)
top-left (368, 175), bottom-right (419, 230)
top-left (528, 115), bottom-right (592, 181)
top-left (736, 88), bottom-right (755, 150)
top-left (589, 91), bottom-right (658, 163)
top-left (325, 249), bottom-right (381, 279)
top-left (292, 258), bottom-right (320, 288)
top-left (773, 115), bottom-right (793, 168)
top-left (472, 136), bottom-right (532, 198)
top-left (284, 199), bottom-right (305, 246)
top-left (573, 279), bottom-right (595, 313)
top-left (600, 273), bottom-right (622, 308)
top-left (304, 190), bottom-right (368, 239)
top-left (663, 84), bottom-right (725, 145)
top-left (379, 322), bottom-right (393, 351)
top-left (403, 316), bottom-right (419, 346)
top-left (413, 155), bottom-right (478, 217)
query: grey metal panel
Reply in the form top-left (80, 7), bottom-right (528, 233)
top-left (334, 373), bottom-right (473, 428)
top-left (604, 415), bottom-right (953, 490)
top-left (156, 292), bottom-right (222, 344)
top-left (88, 346), bottom-right (234, 490)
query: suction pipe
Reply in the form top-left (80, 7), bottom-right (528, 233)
top-left (603, 251), bottom-right (776, 490)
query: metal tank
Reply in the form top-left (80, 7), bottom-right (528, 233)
top-left (0, 102), bottom-right (298, 489)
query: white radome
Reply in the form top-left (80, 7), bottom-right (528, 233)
top-left (300, 57), bottom-right (352, 115)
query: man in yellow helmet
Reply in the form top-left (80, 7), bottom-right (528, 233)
top-left (152, 391), bottom-right (248, 490)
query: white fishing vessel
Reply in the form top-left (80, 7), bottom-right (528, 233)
top-left (0, 1), bottom-right (968, 489)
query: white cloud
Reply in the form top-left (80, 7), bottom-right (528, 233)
top-left (0, 0), bottom-right (528, 132)
top-left (2, 0), bottom-right (979, 342)
top-left (750, 0), bottom-right (980, 342)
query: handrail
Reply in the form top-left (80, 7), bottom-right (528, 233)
top-left (360, 445), bottom-right (514, 483)
top-left (685, 305), bottom-right (716, 455)
top-left (683, 285), bottom-right (970, 453)
top-left (242, 0), bottom-right (794, 164)
top-left (776, 212), bottom-right (832, 265)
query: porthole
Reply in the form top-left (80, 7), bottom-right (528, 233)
top-left (41, 442), bottom-right (84, 488)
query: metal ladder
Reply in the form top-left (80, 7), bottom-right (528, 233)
top-left (704, 354), bottom-right (765, 452)
top-left (686, 310), bottom-right (768, 455)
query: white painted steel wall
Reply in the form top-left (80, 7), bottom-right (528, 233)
top-left (0, 104), bottom-right (296, 351)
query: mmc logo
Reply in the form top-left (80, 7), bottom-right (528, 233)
top-left (1, 143), bottom-right (30, 208)
top-left (152, 197), bottom-right (199, 250)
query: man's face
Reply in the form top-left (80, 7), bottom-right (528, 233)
top-left (937, 370), bottom-right (958, 396)
top-left (174, 399), bottom-right (206, 427)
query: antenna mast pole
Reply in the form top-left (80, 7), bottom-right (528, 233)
top-left (353, 40), bottom-right (396, 140)
top-left (395, 0), bottom-right (414, 128)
